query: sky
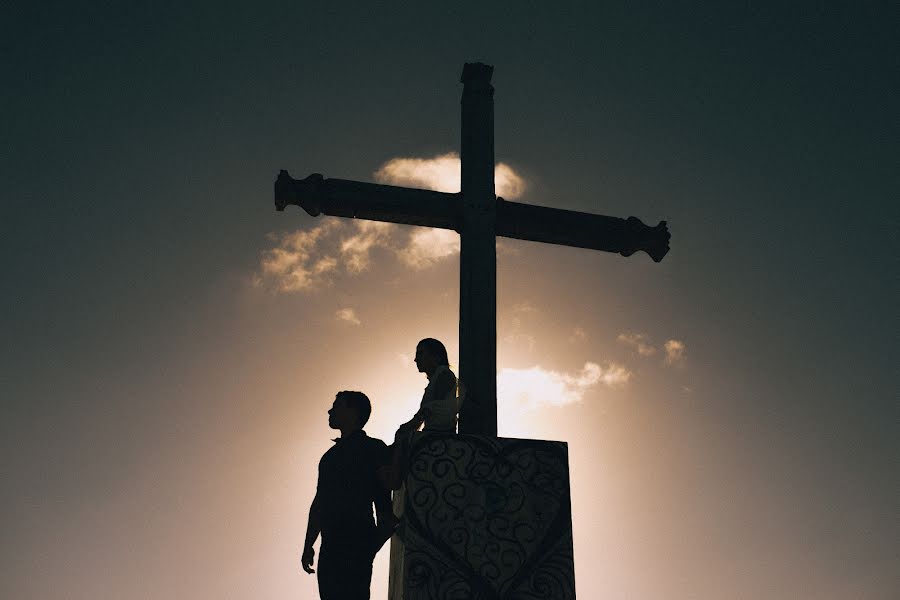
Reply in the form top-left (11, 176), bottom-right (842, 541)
top-left (2, 2), bottom-right (898, 599)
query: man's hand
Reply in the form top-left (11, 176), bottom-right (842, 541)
top-left (371, 513), bottom-right (400, 557)
top-left (301, 545), bottom-right (316, 574)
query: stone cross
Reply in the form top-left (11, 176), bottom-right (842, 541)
top-left (275, 63), bottom-right (670, 437)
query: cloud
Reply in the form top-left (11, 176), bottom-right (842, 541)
top-left (511, 301), bottom-right (538, 314)
top-left (335, 308), bottom-right (361, 325)
top-left (257, 153), bottom-right (528, 292)
top-left (374, 152), bottom-right (526, 199)
top-left (502, 333), bottom-right (536, 352)
top-left (496, 239), bottom-right (523, 257)
top-left (501, 301), bottom-right (540, 350)
top-left (256, 221), bottom-right (342, 292)
top-left (569, 327), bottom-right (587, 343)
top-left (374, 153), bottom-right (460, 193)
top-left (399, 227), bottom-right (460, 269)
top-left (508, 301), bottom-right (538, 330)
top-left (497, 361), bottom-right (631, 411)
top-left (257, 219), bottom-right (460, 292)
top-left (617, 332), bottom-right (657, 356)
top-left (664, 339), bottom-right (686, 366)
top-left (494, 163), bottom-right (527, 199)
top-left (339, 221), bottom-right (394, 274)
top-left (616, 332), bottom-right (687, 367)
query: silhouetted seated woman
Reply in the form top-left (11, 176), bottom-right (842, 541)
top-left (381, 338), bottom-right (457, 490)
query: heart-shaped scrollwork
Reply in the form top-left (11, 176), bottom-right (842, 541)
top-left (401, 434), bottom-right (575, 599)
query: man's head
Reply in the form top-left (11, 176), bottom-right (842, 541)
top-left (328, 391), bottom-right (371, 431)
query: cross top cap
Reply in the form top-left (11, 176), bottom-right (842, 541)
top-left (461, 62), bottom-right (494, 84)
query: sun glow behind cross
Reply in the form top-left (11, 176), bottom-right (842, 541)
top-left (496, 363), bottom-right (631, 438)
top-left (361, 364), bottom-right (631, 441)
top-left (260, 150), bottom-right (684, 597)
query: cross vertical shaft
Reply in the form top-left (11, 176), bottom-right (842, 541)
top-left (274, 63), bottom-right (671, 439)
top-left (457, 63), bottom-right (497, 437)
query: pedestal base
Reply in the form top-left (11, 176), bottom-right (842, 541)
top-left (388, 433), bottom-right (576, 599)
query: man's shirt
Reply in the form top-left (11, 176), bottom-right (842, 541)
top-left (316, 430), bottom-right (391, 540)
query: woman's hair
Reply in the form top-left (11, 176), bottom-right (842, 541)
top-left (417, 338), bottom-right (449, 366)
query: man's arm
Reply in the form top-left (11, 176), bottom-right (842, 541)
top-left (372, 490), bottom-right (397, 554)
top-left (372, 443), bottom-right (398, 552)
top-left (301, 494), bottom-right (321, 574)
top-left (372, 515), bottom-right (397, 554)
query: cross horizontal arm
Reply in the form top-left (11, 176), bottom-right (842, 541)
top-left (496, 198), bottom-right (670, 262)
top-left (275, 171), bottom-right (460, 230)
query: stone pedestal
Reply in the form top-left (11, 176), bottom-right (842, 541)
top-left (388, 433), bottom-right (576, 599)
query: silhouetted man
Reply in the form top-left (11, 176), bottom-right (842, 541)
top-left (302, 391), bottom-right (394, 600)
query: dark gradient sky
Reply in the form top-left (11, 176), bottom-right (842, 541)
top-left (2, 3), bottom-right (897, 599)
